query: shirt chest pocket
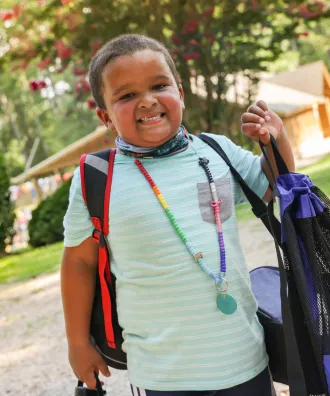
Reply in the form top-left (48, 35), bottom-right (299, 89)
top-left (197, 177), bottom-right (233, 224)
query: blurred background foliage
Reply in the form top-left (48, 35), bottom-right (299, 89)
top-left (0, 0), bottom-right (329, 177)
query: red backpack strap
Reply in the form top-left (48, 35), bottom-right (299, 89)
top-left (79, 148), bottom-right (117, 348)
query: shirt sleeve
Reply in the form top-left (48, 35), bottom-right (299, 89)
top-left (63, 167), bottom-right (94, 247)
top-left (204, 133), bottom-right (269, 205)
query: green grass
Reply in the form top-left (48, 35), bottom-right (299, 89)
top-left (0, 241), bottom-right (63, 284)
top-left (235, 203), bottom-right (255, 221)
top-left (236, 153), bottom-right (330, 222)
top-left (299, 154), bottom-right (330, 198)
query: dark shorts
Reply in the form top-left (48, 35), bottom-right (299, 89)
top-left (130, 367), bottom-right (274, 396)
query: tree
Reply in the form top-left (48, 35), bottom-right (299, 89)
top-left (297, 18), bottom-right (330, 68)
top-left (0, 49), bottom-right (99, 177)
top-left (0, 153), bottom-right (15, 255)
top-left (266, 18), bottom-right (330, 73)
top-left (0, 0), bottom-right (329, 158)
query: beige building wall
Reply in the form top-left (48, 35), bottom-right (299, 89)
top-left (283, 106), bottom-right (330, 159)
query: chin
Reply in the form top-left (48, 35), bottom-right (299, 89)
top-left (143, 128), bottom-right (178, 146)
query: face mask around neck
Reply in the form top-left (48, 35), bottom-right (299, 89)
top-left (115, 126), bottom-right (189, 158)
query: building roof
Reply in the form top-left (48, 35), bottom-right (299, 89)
top-left (195, 61), bottom-right (329, 116)
top-left (266, 60), bottom-right (330, 98)
top-left (256, 80), bottom-right (323, 116)
top-left (11, 126), bottom-right (115, 185)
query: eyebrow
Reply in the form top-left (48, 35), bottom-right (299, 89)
top-left (112, 74), bottom-right (172, 96)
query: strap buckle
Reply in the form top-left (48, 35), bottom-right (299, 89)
top-left (252, 207), bottom-right (268, 219)
top-left (92, 229), bottom-right (105, 247)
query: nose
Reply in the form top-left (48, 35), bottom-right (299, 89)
top-left (138, 92), bottom-right (158, 108)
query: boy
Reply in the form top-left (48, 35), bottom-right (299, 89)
top-left (61, 34), bottom-right (294, 395)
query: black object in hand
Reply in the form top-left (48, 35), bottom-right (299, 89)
top-left (74, 372), bottom-right (106, 395)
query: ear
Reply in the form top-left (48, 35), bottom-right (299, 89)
top-left (178, 84), bottom-right (185, 109)
top-left (96, 107), bottom-right (115, 131)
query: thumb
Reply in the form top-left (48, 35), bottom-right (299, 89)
top-left (259, 127), bottom-right (270, 145)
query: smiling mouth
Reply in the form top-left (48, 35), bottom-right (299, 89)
top-left (138, 113), bottom-right (166, 123)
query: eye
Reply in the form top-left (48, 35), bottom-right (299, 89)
top-left (119, 93), bottom-right (135, 101)
top-left (153, 84), bottom-right (167, 90)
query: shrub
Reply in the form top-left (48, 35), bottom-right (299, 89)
top-left (28, 177), bottom-right (72, 247)
top-left (0, 153), bottom-right (16, 255)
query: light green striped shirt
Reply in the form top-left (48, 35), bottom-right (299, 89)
top-left (63, 133), bottom-right (269, 391)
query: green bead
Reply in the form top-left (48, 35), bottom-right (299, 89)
top-left (216, 293), bottom-right (237, 315)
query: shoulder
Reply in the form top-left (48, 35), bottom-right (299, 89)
top-left (67, 166), bottom-right (83, 199)
top-left (72, 166), bottom-right (81, 182)
top-left (198, 132), bottom-right (243, 158)
top-left (70, 166), bottom-right (82, 187)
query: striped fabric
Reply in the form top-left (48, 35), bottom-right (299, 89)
top-left (63, 133), bottom-right (270, 391)
top-left (129, 367), bottom-right (274, 395)
top-left (131, 384), bottom-right (147, 396)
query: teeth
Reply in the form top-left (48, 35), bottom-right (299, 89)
top-left (140, 114), bottom-right (162, 122)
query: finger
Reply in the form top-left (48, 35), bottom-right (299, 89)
top-left (241, 123), bottom-right (262, 136)
top-left (256, 100), bottom-right (268, 112)
top-left (259, 127), bottom-right (271, 145)
top-left (99, 362), bottom-right (111, 377)
top-left (247, 105), bottom-right (267, 118)
top-left (85, 371), bottom-right (97, 390)
top-left (241, 113), bottom-right (265, 124)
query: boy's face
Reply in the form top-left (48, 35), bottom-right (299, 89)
top-left (96, 49), bottom-right (184, 147)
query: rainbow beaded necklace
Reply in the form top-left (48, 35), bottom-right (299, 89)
top-left (135, 157), bottom-right (238, 315)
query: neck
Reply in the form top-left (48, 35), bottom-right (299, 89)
top-left (116, 126), bottom-right (189, 158)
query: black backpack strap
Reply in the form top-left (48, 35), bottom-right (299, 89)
top-left (80, 149), bottom-right (116, 239)
top-left (259, 136), bottom-right (308, 395)
top-left (80, 148), bottom-right (117, 348)
top-left (76, 372), bottom-right (106, 395)
top-left (198, 133), bottom-right (281, 242)
top-left (267, 200), bottom-right (308, 396)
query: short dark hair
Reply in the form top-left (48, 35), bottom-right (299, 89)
top-left (89, 34), bottom-right (180, 109)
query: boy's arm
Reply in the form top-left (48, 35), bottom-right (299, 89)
top-left (241, 100), bottom-right (295, 202)
top-left (61, 237), bottom-right (110, 389)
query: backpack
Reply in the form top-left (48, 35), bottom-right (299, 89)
top-left (79, 135), bottom-right (285, 377)
top-left (80, 148), bottom-right (127, 370)
top-left (259, 136), bottom-right (330, 396)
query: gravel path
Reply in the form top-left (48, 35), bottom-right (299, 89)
top-left (0, 219), bottom-right (289, 395)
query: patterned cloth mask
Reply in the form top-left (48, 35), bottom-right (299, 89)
top-left (115, 125), bottom-right (189, 158)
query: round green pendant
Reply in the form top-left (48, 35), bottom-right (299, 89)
top-left (216, 293), bottom-right (237, 315)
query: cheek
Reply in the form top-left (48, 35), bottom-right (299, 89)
top-left (159, 92), bottom-right (182, 112)
top-left (112, 102), bottom-right (136, 124)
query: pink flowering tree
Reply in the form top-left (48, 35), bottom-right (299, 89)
top-left (0, 0), bottom-right (329, 151)
top-left (167, 1), bottom-right (329, 140)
